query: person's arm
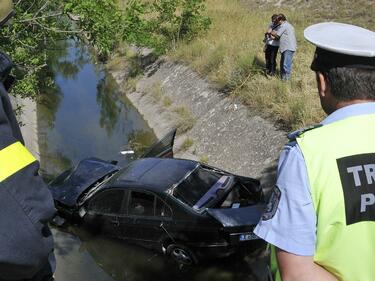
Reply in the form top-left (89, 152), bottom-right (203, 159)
top-left (270, 30), bottom-right (280, 39)
top-left (0, 82), bottom-right (56, 279)
top-left (276, 249), bottom-right (339, 281)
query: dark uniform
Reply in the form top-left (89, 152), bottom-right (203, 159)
top-left (0, 2), bottom-right (56, 280)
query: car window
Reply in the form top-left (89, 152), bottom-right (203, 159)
top-left (89, 190), bottom-right (124, 215)
top-left (172, 167), bottom-right (221, 207)
top-left (129, 191), bottom-right (154, 216)
top-left (155, 198), bottom-right (172, 218)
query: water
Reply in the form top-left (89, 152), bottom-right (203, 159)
top-left (38, 39), bottom-right (156, 178)
top-left (37, 39), bottom-right (268, 281)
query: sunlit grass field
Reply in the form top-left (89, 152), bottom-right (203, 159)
top-left (168, 0), bottom-right (375, 129)
top-left (115, 0), bottom-right (374, 130)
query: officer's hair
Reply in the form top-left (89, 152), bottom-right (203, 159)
top-left (322, 67), bottom-right (375, 101)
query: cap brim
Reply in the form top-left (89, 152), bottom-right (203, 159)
top-left (304, 22), bottom-right (375, 57)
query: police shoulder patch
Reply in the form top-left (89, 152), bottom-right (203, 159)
top-left (262, 186), bottom-right (281, 221)
top-left (287, 124), bottom-right (323, 141)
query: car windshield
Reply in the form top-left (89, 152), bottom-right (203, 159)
top-left (172, 166), bottom-right (221, 207)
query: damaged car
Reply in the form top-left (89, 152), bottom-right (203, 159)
top-left (49, 131), bottom-right (266, 264)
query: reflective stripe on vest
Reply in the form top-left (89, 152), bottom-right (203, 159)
top-left (0, 142), bottom-right (36, 182)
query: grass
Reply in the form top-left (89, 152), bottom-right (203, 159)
top-left (150, 81), bottom-right (163, 101)
top-left (199, 154), bottom-right (209, 164)
top-left (162, 96), bottom-right (173, 107)
top-left (181, 138), bottom-right (194, 151)
top-left (173, 106), bottom-right (196, 133)
top-left (168, 0), bottom-right (374, 129)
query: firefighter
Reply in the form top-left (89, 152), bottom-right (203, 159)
top-left (254, 22), bottom-right (375, 281)
top-left (0, 1), bottom-right (56, 280)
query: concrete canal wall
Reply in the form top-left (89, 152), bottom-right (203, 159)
top-left (111, 56), bottom-right (287, 191)
top-left (11, 96), bottom-right (40, 161)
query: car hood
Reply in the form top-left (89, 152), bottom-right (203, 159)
top-left (206, 204), bottom-right (265, 227)
top-left (49, 158), bottom-right (120, 208)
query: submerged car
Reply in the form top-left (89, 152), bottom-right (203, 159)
top-left (49, 131), bottom-right (266, 264)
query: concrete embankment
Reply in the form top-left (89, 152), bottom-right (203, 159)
top-left (11, 96), bottom-right (40, 160)
top-left (111, 55), bottom-right (287, 190)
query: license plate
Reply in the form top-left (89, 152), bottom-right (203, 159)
top-left (239, 232), bottom-right (258, 241)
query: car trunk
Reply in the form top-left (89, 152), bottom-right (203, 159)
top-left (206, 205), bottom-right (264, 228)
top-left (205, 177), bottom-right (265, 242)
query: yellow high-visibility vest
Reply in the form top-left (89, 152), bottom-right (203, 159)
top-left (272, 114), bottom-right (375, 281)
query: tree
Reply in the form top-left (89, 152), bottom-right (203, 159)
top-left (0, 0), bottom-right (211, 101)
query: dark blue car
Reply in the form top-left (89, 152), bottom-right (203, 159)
top-left (49, 130), bottom-right (266, 264)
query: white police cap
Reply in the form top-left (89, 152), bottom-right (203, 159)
top-left (304, 22), bottom-right (375, 70)
top-left (304, 22), bottom-right (375, 57)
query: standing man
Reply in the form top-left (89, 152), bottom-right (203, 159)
top-left (270, 14), bottom-right (296, 81)
top-left (254, 22), bottom-right (375, 281)
top-left (264, 14), bottom-right (280, 76)
top-left (0, 1), bottom-right (56, 280)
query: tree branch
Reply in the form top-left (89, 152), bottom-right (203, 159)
top-left (34, 21), bottom-right (82, 34)
top-left (17, 12), bottom-right (63, 23)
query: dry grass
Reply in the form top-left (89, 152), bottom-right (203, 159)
top-left (173, 106), bottom-right (196, 133)
top-left (181, 138), bottom-right (194, 151)
top-left (168, 0), bottom-right (373, 129)
top-left (162, 96), bottom-right (173, 107)
top-left (150, 81), bottom-right (163, 101)
top-left (199, 154), bottom-right (209, 164)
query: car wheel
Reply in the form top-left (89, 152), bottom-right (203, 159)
top-left (167, 244), bottom-right (197, 265)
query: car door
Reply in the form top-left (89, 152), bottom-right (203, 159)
top-left (119, 190), bottom-right (173, 244)
top-left (85, 189), bottom-right (126, 238)
top-left (141, 128), bottom-right (176, 158)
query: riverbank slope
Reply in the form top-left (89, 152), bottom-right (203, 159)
top-left (111, 56), bottom-right (286, 191)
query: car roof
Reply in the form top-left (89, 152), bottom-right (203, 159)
top-left (108, 158), bottom-right (199, 192)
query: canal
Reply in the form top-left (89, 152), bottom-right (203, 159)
top-left (37, 39), bottom-right (268, 281)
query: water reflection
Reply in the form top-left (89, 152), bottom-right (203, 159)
top-left (38, 39), bottom-right (156, 177)
top-left (53, 226), bottom-right (268, 281)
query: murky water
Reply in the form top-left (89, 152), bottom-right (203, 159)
top-left (38, 39), bottom-right (268, 281)
top-left (38, 39), bottom-right (156, 178)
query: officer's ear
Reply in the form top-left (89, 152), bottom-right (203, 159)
top-left (315, 71), bottom-right (330, 98)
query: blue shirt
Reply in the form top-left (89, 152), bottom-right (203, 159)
top-left (254, 102), bottom-right (375, 256)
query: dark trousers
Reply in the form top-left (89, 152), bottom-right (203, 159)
top-left (265, 45), bottom-right (279, 75)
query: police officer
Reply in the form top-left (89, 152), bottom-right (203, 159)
top-left (254, 22), bottom-right (375, 281)
top-left (0, 1), bottom-right (56, 280)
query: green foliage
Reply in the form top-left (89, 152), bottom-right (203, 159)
top-left (0, 0), bottom-right (69, 99)
top-left (0, 0), bottom-right (210, 101)
top-left (64, 0), bottom-right (124, 59)
top-left (122, 0), bottom-right (212, 52)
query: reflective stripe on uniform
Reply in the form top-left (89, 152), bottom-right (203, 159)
top-left (0, 142), bottom-right (36, 182)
